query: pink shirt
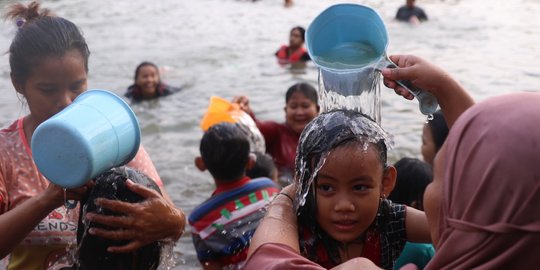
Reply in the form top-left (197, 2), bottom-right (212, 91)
top-left (0, 118), bottom-right (163, 269)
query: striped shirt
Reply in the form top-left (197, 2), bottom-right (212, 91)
top-left (188, 177), bottom-right (279, 268)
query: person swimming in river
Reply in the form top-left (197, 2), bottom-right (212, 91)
top-left (395, 0), bottom-right (428, 24)
top-left (124, 61), bottom-right (182, 102)
top-left (275, 26), bottom-right (310, 65)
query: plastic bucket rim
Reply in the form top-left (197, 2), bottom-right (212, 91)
top-left (306, 3), bottom-right (390, 72)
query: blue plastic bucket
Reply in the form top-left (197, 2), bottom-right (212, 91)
top-left (306, 4), bottom-right (388, 72)
top-left (306, 4), bottom-right (438, 115)
top-left (31, 89), bottom-right (141, 188)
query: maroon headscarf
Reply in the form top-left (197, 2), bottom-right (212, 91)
top-left (427, 92), bottom-right (540, 269)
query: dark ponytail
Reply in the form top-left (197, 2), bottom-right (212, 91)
top-left (5, 1), bottom-right (90, 85)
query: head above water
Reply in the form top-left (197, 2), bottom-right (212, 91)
top-left (284, 82), bottom-right (320, 134)
top-left (289, 26), bottom-right (306, 48)
top-left (132, 61), bottom-right (162, 99)
top-left (198, 122), bottom-right (251, 182)
top-left (6, 1), bottom-right (90, 86)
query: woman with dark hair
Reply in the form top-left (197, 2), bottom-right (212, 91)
top-left (0, 2), bottom-right (185, 268)
top-left (233, 82), bottom-right (319, 185)
top-left (124, 61), bottom-right (182, 102)
top-left (275, 26), bottom-right (310, 64)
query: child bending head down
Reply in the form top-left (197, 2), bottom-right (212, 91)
top-left (294, 110), bottom-right (430, 269)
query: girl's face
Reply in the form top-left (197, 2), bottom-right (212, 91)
top-left (315, 143), bottom-right (395, 244)
top-left (284, 92), bottom-right (319, 134)
top-left (135, 65), bottom-right (160, 97)
top-left (423, 144), bottom-right (445, 246)
top-left (421, 124), bottom-right (436, 165)
top-left (14, 49), bottom-right (88, 126)
top-left (289, 29), bottom-right (304, 49)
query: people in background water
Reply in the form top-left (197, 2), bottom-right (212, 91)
top-left (233, 82), bottom-right (320, 186)
top-left (421, 110), bottom-right (448, 166)
top-left (275, 26), bottom-right (310, 65)
top-left (389, 158), bottom-right (435, 270)
top-left (124, 61), bottom-right (182, 102)
top-left (190, 123), bottom-right (279, 269)
top-left (0, 2), bottom-right (185, 269)
top-left (396, 0), bottom-right (428, 24)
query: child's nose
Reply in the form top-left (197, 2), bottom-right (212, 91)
top-left (334, 196), bottom-right (355, 212)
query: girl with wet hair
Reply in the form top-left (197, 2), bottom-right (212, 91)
top-left (124, 61), bottom-right (182, 102)
top-left (243, 110), bottom-right (430, 270)
top-left (291, 110), bottom-right (430, 269)
top-left (245, 55), bottom-right (475, 269)
top-left (0, 2), bottom-right (185, 268)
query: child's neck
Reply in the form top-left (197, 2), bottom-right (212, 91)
top-left (338, 240), bottom-right (364, 262)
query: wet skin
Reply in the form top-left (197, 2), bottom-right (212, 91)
top-left (314, 143), bottom-right (395, 259)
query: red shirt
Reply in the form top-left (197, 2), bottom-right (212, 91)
top-left (254, 119), bottom-right (299, 181)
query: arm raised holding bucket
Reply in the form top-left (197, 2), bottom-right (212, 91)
top-left (381, 55), bottom-right (474, 128)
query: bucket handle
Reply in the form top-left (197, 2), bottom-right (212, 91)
top-left (377, 58), bottom-right (439, 115)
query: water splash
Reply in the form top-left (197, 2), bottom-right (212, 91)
top-left (315, 41), bottom-right (385, 124)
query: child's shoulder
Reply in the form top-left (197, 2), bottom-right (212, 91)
top-left (189, 178), bottom-right (278, 223)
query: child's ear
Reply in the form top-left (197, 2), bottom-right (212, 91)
top-left (246, 153), bottom-right (256, 170)
top-left (381, 166), bottom-right (397, 197)
top-left (194, 157), bottom-right (206, 172)
top-left (316, 104), bottom-right (321, 113)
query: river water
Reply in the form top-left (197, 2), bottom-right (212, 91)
top-left (0, 0), bottom-right (539, 268)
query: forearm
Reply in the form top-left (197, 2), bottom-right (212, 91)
top-left (0, 193), bottom-right (56, 257)
top-left (247, 193), bottom-right (298, 258)
top-left (435, 75), bottom-right (475, 128)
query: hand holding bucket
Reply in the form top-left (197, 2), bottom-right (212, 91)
top-left (31, 90), bottom-right (141, 191)
top-left (306, 4), bottom-right (438, 115)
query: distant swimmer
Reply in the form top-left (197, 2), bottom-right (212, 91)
top-left (396, 0), bottom-right (428, 24)
top-left (275, 26), bottom-right (310, 65)
top-left (125, 61), bottom-right (182, 102)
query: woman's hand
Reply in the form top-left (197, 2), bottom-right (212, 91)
top-left (42, 182), bottom-right (91, 210)
top-left (381, 54), bottom-right (474, 128)
top-left (85, 179), bottom-right (186, 253)
top-left (381, 55), bottom-right (453, 100)
top-left (232, 95), bottom-right (254, 117)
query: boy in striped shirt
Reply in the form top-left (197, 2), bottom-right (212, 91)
top-left (189, 123), bottom-right (279, 269)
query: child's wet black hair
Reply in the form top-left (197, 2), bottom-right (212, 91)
top-left (200, 122), bottom-right (250, 182)
top-left (6, 1), bottom-right (90, 85)
top-left (76, 167), bottom-right (162, 270)
top-left (294, 110), bottom-right (392, 266)
top-left (246, 152), bottom-right (276, 180)
top-left (427, 110), bottom-right (449, 152)
top-left (285, 82), bottom-right (318, 105)
top-left (389, 157), bottom-right (432, 210)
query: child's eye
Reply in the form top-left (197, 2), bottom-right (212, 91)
top-left (317, 184), bottom-right (334, 193)
top-left (353, 185), bottom-right (368, 192)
